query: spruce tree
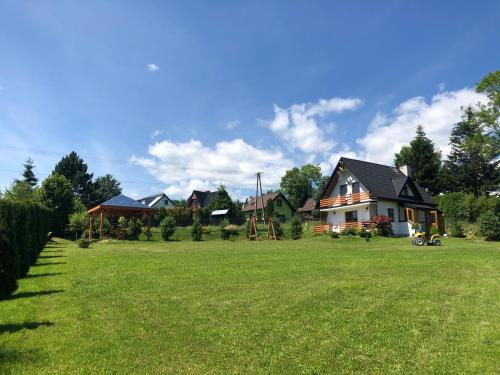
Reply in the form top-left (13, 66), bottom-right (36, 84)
top-left (441, 107), bottom-right (499, 196)
top-left (22, 158), bottom-right (38, 187)
top-left (394, 125), bottom-right (442, 195)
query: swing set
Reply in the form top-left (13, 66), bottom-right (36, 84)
top-left (248, 172), bottom-right (276, 240)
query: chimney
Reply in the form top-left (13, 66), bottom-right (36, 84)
top-left (399, 164), bottom-right (413, 178)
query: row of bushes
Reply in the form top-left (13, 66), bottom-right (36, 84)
top-left (0, 200), bottom-right (51, 299)
top-left (435, 192), bottom-right (500, 240)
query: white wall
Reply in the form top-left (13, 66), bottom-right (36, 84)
top-left (329, 170), bottom-right (369, 198)
top-left (327, 204), bottom-right (371, 232)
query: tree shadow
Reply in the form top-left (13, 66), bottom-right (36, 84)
top-left (38, 255), bottom-right (66, 259)
top-left (32, 262), bottom-right (66, 267)
top-left (25, 272), bottom-right (65, 279)
top-left (44, 244), bottom-right (63, 248)
top-left (0, 321), bottom-right (54, 334)
top-left (7, 290), bottom-right (64, 300)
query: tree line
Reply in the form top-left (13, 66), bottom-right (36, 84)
top-left (1, 151), bottom-right (122, 236)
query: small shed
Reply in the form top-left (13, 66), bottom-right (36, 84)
top-left (87, 194), bottom-right (153, 240)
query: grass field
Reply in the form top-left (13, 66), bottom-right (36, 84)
top-left (0, 236), bottom-right (498, 374)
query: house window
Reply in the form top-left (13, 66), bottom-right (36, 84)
top-left (276, 199), bottom-right (282, 207)
top-left (340, 184), bottom-right (348, 196)
top-left (345, 210), bottom-right (358, 222)
top-left (387, 208), bottom-right (394, 221)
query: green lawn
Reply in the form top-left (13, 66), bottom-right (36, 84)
top-left (1, 236), bottom-right (498, 374)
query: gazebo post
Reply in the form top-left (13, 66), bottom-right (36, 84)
top-left (89, 214), bottom-right (93, 241)
top-left (99, 210), bottom-right (104, 239)
top-left (147, 212), bottom-right (151, 241)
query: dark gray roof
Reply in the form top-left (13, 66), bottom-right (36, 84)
top-left (101, 194), bottom-right (152, 209)
top-left (322, 157), bottom-right (435, 206)
top-left (186, 190), bottom-right (217, 208)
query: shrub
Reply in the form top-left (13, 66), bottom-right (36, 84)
top-left (330, 231), bottom-right (339, 239)
top-left (0, 201), bottom-right (51, 299)
top-left (290, 216), bottom-right (303, 240)
top-left (68, 211), bottom-right (88, 240)
top-left (160, 216), bottom-right (177, 241)
top-left (429, 225), bottom-right (439, 236)
top-left (0, 201), bottom-right (17, 299)
top-left (272, 217), bottom-right (283, 239)
top-left (478, 210), bottom-right (500, 241)
top-left (126, 219), bottom-right (142, 240)
top-left (223, 224), bottom-right (240, 240)
top-left (78, 238), bottom-right (90, 248)
top-left (449, 222), bottom-right (465, 238)
top-left (341, 226), bottom-right (357, 236)
top-left (371, 216), bottom-right (393, 236)
top-left (220, 219), bottom-right (230, 240)
top-left (302, 222), bottom-right (315, 238)
top-left (191, 218), bottom-right (203, 241)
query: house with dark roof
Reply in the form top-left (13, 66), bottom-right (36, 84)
top-left (297, 198), bottom-right (316, 218)
top-left (186, 190), bottom-right (217, 214)
top-left (241, 192), bottom-right (294, 220)
top-left (315, 157), bottom-right (444, 236)
top-left (138, 193), bottom-right (176, 209)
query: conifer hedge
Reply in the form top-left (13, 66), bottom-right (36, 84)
top-left (0, 200), bottom-right (51, 299)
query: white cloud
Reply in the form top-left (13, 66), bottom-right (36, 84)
top-left (150, 129), bottom-right (163, 139)
top-left (357, 88), bottom-right (486, 164)
top-left (147, 64), bottom-right (159, 72)
top-left (226, 120), bottom-right (239, 131)
top-left (437, 82), bottom-right (446, 92)
top-left (320, 88), bottom-right (487, 173)
top-left (268, 97), bottom-right (363, 155)
top-left (130, 139), bottom-right (293, 199)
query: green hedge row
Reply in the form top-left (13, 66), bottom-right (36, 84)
top-left (0, 200), bottom-right (51, 299)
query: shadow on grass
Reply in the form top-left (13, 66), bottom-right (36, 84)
top-left (38, 255), bottom-right (66, 259)
top-left (44, 244), bottom-right (63, 248)
top-left (25, 272), bottom-right (65, 279)
top-left (0, 321), bottom-right (54, 334)
top-left (7, 290), bottom-right (64, 300)
top-left (32, 262), bottom-right (66, 267)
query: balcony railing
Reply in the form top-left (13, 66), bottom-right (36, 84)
top-left (320, 192), bottom-right (373, 209)
top-left (314, 221), bottom-right (373, 233)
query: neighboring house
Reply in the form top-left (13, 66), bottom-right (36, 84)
top-left (315, 157), bottom-right (444, 236)
top-left (297, 198), bottom-right (316, 218)
top-left (187, 190), bottom-right (217, 214)
top-left (241, 192), bottom-right (294, 220)
top-left (138, 193), bottom-right (176, 209)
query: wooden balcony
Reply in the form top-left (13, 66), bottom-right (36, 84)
top-left (319, 192), bottom-right (373, 209)
top-left (314, 221), bottom-right (373, 233)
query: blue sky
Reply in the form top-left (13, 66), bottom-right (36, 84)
top-left (1, 1), bottom-right (499, 199)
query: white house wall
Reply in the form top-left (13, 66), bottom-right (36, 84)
top-left (377, 199), bottom-right (411, 236)
top-left (326, 204), bottom-right (371, 232)
top-left (329, 170), bottom-right (369, 198)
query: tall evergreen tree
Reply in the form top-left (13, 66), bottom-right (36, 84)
top-left (22, 158), bottom-right (38, 187)
top-left (441, 106), bottom-right (499, 196)
top-left (92, 174), bottom-right (122, 205)
top-left (53, 152), bottom-right (94, 207)
top-left (394, 125), bottom-right (442, 195)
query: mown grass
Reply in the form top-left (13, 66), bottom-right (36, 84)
top-left (0, 236), bottom-right (498, 374)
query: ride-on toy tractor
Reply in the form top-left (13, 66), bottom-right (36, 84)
top-left (411, 230), bottom-right (441, 246)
